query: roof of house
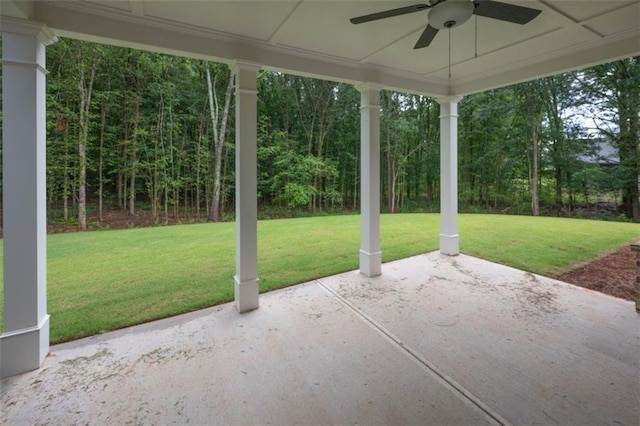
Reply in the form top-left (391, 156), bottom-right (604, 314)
top-left (579, 140), bottom-right (620, 165)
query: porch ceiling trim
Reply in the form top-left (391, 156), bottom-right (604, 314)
top-left (31, 1), bottom-right (450, 97)
top-left (11, 0), bottom-right (638, 98)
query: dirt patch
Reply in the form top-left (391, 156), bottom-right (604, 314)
top-left (556, 246), bottom-right (636, 301)
top-left (46, 208), bottom-right (208, 234)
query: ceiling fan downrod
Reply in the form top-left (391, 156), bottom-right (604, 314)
top-left (448, 27), bottom-right (452, 78)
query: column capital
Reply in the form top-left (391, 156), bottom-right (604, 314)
top-left (355, 82), bottom-right (384, 94)
top-left (0, 17), bottom-right (58, 46)
top-left (232, 60), bottom-right (262, 74)
top-left (436, 95), bottom-right (464, 105)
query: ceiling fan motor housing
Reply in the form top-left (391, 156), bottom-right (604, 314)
top-left (429, 0), bottom-right (475, 29)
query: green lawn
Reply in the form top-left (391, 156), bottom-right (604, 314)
top-left (0, 214), bottom-right (637, 343)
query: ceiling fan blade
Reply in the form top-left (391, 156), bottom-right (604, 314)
top-left (473, 0), bottom-right (541, 24)
top-left (350, 4), bottom-right (430, 24)
top-left (414, 25), bottom-right (439, 49)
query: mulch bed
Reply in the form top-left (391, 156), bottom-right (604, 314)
top-left (555, 246), bottom-right (636, 301)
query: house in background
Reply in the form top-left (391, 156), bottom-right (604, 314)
top-left (579, 139), bottom-right (621, 167)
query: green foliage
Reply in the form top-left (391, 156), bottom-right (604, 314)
top-left (282, 182), bottom-right (314, 208)
top-left (578, 57), bottom-right (640, 221)
top-left (4, 36), bottom-right (636, 223)
top-left (381, 91), bottom-right (440, 212)
top-left (459, 88), bottom-right (526, 209)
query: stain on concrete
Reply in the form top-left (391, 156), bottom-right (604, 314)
top-left (513, 273), bottom-right (564, 318)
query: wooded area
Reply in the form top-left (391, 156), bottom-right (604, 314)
top-left (1, 38), bottom-right (638, 227)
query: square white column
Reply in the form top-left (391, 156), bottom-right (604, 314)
top-left (1, 18), bottom-right (57, 378)
top-left (233, 61), bottom-right (261, 313)
top-left (437, 96), bottom-right (463, 256)
top-left (357, 83), bottom-right (382, 277)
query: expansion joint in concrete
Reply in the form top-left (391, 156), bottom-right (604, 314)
top-left (315, 279), bottom-right (509, 426)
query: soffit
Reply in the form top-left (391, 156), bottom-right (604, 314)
top-left (2, 0), bottom-right (639, 96)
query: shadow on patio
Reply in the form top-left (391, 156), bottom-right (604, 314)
top-left (2, 252), bottom-right (638, 424)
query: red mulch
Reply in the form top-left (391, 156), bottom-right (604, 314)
top-left (556, 246), bottom-right (636, 301)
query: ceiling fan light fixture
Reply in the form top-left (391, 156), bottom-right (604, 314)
top-left (429, 0), bottom-right (474, 30)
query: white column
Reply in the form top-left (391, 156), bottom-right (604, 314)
top-left (437, 96), bottom-right (463, 256)
top-left (1, 18), bottom-right (57, 378)
top-left (233, 61), bottom-right (261, 313)
top-left (357, 83), bottom-right (382, 277)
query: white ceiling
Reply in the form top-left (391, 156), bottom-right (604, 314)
top-left (2, 0), bottom-right (639, 97)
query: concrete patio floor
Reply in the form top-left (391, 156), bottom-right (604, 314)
top-left (2, 252), bottom-right (638, 425)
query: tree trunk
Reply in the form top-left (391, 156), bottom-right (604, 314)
top-left (77, 42), bottom-right (98, 231)
top-left (389, 163), bottom-right (396, 214)
top-left (566, 172), bottom-right (574, 213)
top-left (152, 93), bottom-right (164, 223)
top-left (98, 102), bottom-right (106, 223)
top-left (618, 58), bottom-right (640, 222)
top-left (386, 128), bottom-right (393, 212)
top-left (168, 107), bottom-right (177, 222)
top-left (530, 117), bottom-right (539, 216)
top-left (196, 132), bottom-right (202, 219)
top-left (554, 165), bottom-right (562, 215)
top-left (523, 87), bottom-right (540, 217)
top-left (129, 97), bottom-right (140, 216)
top-left (353, 144), bottom-right (358, 211)
top-left (207, 64), bottom-right (234, 222)
top-left (63, 128), bottom-right (70, 220)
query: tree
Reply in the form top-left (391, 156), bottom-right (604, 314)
top-left (47, 40), bottom-right (77, 221)
top-left (206, 63), bottom-right (234, 222)
top-left (539, 73), bottom-right (589, 214)
top-left (459, 88), bottom-right (525, 211)
top-left (76, 41), bottom-right (100, 230)
top-left (30, 37), bottom-right (637, 228)
top-left (579, 57), bottom-right (640, 222)
top-left (514, 82), bottom-right (543, 216)
top-left (381, 91), bottom-right (425, 213)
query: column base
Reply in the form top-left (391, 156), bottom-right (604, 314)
top-left (1, 314), bottom-right (50, 378)
top-left (234, 276), bottom-right (259, 313)
top-left (359, 249), bottom-right (382, 277)
top-left (439, 234), bottom-right (460, 256)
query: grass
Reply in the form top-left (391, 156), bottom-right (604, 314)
top-left (458, 214), bottom-right (637, 272)
top-left (0, 214), bottom-right (637, 343)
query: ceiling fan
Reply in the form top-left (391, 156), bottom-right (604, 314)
top-left (350, 0), bottom-right (542, 49)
